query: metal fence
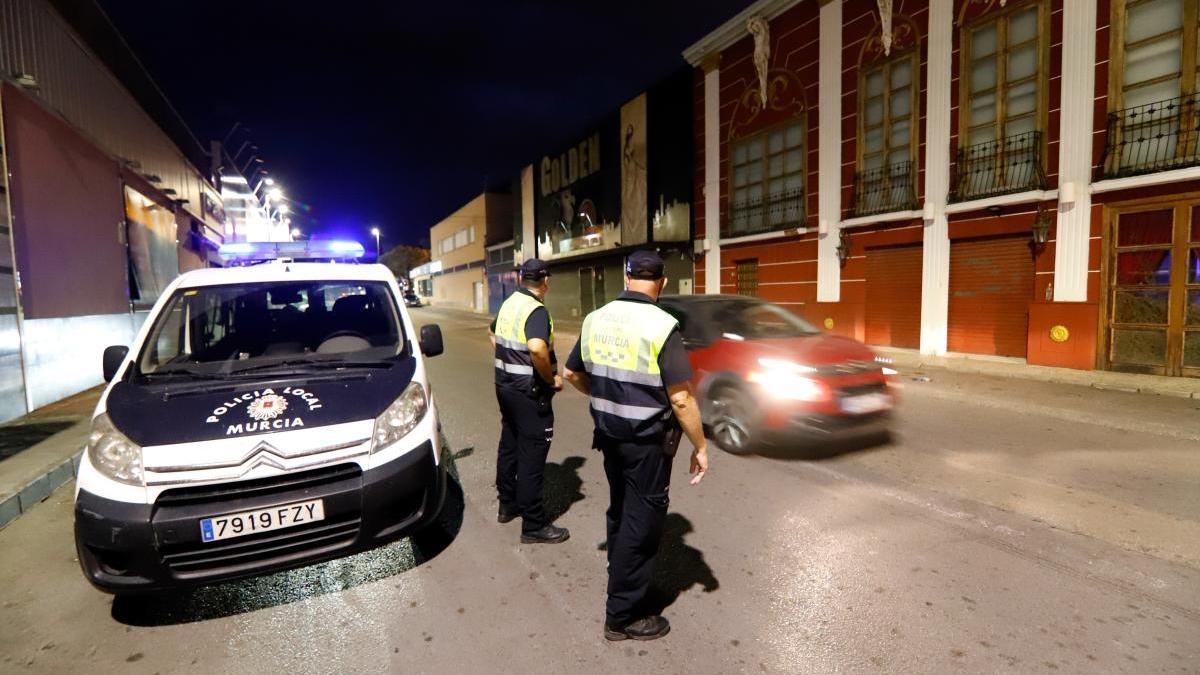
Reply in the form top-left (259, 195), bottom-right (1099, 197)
top-left (851, 160), bottom-right (918, 216)
top-left (1100, 94), bottom-right (1200, 178)
top-left (950, 130), bottom-right (1046, 202)
top-left (727, 188), bottom-right (805, 237)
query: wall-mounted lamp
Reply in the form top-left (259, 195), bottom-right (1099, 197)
top-left (1031, 204), bottom-right (1052, 250)
top-left (836, 228), bottom-right (852, 265)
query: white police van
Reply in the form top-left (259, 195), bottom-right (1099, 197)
top-left (74, 240), bottom-right (447, 593)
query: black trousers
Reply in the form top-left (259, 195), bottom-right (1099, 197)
top-left (495, 386), bottom-right (553, 534)
top-left (598, 433), bottom-right (674, 626)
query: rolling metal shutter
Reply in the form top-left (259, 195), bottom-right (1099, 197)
top-left (948, 236), bottom-right (1033, 357)
top-left (865, 245), bottom-right (923, 348)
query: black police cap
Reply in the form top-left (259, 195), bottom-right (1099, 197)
top-left (625, 250), bottom-right (665, 280)
top-left (519, 258), bottom-right (551, 280)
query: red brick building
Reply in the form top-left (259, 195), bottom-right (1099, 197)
top-left (686, 0), bottom-right (1198, 378)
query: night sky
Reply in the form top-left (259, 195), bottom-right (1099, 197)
top-left (95, 1), bottom-right (753, 248)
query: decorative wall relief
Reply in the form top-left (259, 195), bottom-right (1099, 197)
top-left (727, 68), bottom-right (808, 142)
top-left (747, 16), bottom-right (771, 108)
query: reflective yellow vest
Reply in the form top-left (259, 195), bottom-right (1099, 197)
top-left (579, 298), bottom-right (678, 440)
top-left (494, 291), bottom-right (553, 390)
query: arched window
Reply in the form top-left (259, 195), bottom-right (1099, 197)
top-left (854, 16), bottom-right (921, 216)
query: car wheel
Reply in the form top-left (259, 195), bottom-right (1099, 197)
top-left (708, 386), bottom-right (757, 455)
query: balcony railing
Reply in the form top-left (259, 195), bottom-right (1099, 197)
top-left (727, 188), bottom-right (805, 238)
top-left (851, 160), bottom-right (918, 217)
top-left (950, 130), bottom-right (1046, 202)
top-left (1100, 94), bottom-right (1200, 178)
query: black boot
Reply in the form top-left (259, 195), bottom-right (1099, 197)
top-left (497, 506), bottom-right (518, 524)
top-left (604, 616), bottom-right (670, 641)
top-left (520, 524), bottom-right (570, 544)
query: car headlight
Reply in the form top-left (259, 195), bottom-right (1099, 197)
top-left (371, 382), bottom-right (428, 453)
top-left (874, 355), bottom-right (898, 376)
top-left (87, 413), bottom-right (143, 485)
top-left (747, 358), bottom-right (826, 401)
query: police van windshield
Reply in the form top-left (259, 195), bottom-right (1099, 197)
top-left (136, 280), bottom-right (405, 378)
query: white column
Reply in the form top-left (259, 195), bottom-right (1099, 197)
top-left (1053, 0), bottom-right (1097, 302)
top-left (519, 165), bottom-right (535, 263)
top-left (919, 0), bottom-right (953, 355)
top-left (703, 58), bottom-right (722, 295)
top-left (816, 0), bottom-right (843, 302)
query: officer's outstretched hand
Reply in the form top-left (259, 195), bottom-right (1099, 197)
top-left (689, 444), bottom-right (708, 485)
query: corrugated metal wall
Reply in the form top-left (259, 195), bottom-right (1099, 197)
top-left (0, 0), bottom-right (211, 226)
top-left (0, 87), bottom-right (28, 421)
top-left (865, 245), bottom-right (923, 348)
top-left (947, 236), bottom-right (1034, 357)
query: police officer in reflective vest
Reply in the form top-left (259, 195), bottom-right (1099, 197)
top-left (563, 250), bottom-right (709, 641)
top-left (490, 259), bottom-right (570, 544)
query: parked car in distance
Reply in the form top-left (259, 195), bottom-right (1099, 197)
top-left (658, 294), bottom-right (894, 455)
top-left (403, 291), bottom-right (423, 308)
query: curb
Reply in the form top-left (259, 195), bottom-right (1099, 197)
top-left (877, 348), bottom-right (1200, 399)
top-left (0, 450), bottom-right (82, 531)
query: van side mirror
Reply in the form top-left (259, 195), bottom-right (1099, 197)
top-left (103, 345), bottom-right (129, 382)
top-left (419, 325), bottom-right (444, 357)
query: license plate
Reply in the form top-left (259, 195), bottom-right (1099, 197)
top-left (840, 392), bottom-right (892, 415)
top-left (200, 499), bottom-right (325, 543)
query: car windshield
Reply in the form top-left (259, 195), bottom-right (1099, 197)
top-left (136, 280), bottom-right (405, 378)
top-left (716, 301), bottom-right (820, 339)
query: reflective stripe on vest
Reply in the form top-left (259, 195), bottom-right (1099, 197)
top-left (494, 359), bottom-right (534, 375)
top-left (493, 291), bottom-right (552, 389)
top-left (579, 299), bottom-right (678, 439)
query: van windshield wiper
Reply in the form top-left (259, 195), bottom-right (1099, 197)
top-left (140, 368), bottom-right (227, 381)
top-left (229, 358), bottom-right (394, 376)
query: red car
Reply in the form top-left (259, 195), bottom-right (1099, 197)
top-left (658, 295), bottom-right (895, 455)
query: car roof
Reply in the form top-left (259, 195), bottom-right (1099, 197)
top-left (659, 294), bottom-right (765, 307)
top-left (176, 262), bottom-right (397, 288)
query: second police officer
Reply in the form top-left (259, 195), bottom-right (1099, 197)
top-left (563, 250), bottom-right (709, 642)
top-left (490, 259), bottom-right (570, 544)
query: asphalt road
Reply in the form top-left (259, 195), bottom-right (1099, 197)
top-left (1, 305), bottom-right (1198, 674)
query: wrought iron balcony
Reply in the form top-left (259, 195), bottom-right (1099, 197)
top-left (1100, 94), bottom-right (1200, 178)
top-left (727, 187), bottom-right (805, 237)
top-left (949, 130), bottom-right (1046, 202)
top-left (851, 160), bottom-right (918, 217)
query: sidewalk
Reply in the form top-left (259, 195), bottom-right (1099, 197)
top-left (0, 388), bottom-right (99, 530)
top-left (876, 346), bottom-right (1200, 399)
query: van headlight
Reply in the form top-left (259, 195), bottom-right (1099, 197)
top-left (87, 414), bottom-right (143, 485)
top-left (371, 382), bottom-right (428, 453)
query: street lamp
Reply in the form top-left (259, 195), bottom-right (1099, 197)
top-left (370, 227), bottom-right (381, 258)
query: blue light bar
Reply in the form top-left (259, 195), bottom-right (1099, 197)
top-left (218, 240), bottom-right (365, 263)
